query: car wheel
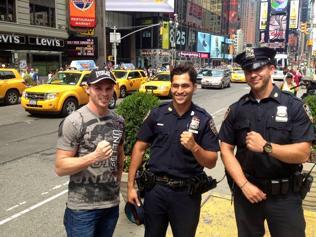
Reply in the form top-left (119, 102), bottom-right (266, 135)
top-left (120, 86), bottom-right (127, 98)
top-left (108, 93), bottom-right (117, 109)
top-left (61, 98), bottom-right (78, 117)
top-left (5, 89), bottom-right (19, 105)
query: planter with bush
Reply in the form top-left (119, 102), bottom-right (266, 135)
top-left (303, 95), bottom-right (316, 162)
top-left (116, 92), bottom-right (160, 201)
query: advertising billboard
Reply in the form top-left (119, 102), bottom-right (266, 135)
top-left (69, 0), bottom-right (96, 28)
top-left (270, 0), bottom-right (288, 14)
top-left (161, 21), bottom-right (170, 50)
top-left (269, 15), bottom-right (287, 41)
top-left (210, 35), bottom-right (225, 59)
top-left (105, 0), bottom-right (174, 12)
top-left (66, 37), bottom-right (97, 57)
top-left (197, 32), bottom-right (210, 53)
top-left (259, 1), bottom-right (268, 30)
top-left (289, 0), bottom-right (299, 29)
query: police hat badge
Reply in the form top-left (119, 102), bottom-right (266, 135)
top-left (245, 47), bottom-right (255, 59)
top-left (124, 193), bottom-right (144, 225)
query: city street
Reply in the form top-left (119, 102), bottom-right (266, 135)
top-left (0, 83), bottom-right (249, 236)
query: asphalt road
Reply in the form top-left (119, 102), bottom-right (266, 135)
top-left (0, 83), bottom-right (250, 236)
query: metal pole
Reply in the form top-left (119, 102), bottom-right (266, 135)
top-left (113, 26), bottom-right (117, 66)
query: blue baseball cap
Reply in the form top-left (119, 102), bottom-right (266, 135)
top-left (124, 202), bottom-right (144, 225)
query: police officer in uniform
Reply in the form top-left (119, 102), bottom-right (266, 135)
top-left (128, 63), bottom-right (219, 237)
top-left (219, 47), bottom-right (314, 237)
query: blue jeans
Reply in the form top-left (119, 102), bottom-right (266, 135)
top-left (64, 206), bottom-right (119, 237)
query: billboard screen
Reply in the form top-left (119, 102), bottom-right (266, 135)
top-left (69, 0), bottom-right (96, 28)
top-left (210, 35), bottom-right (225, 58)
top-left (270, 0), bottom-right (288, 14)
top-left (259, 1), bottom-right (268, 30)
top-left (269, 15), bottom-right (287, 41)
top-left (289, 0), bottom-right (299, 29)
top-left (105, 0), bottom-right (174, 12)
top-left (66, 37), bottom-right (97, 57)
top-left (197, 32), bottom-right (210, 53)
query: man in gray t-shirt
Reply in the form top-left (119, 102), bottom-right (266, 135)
top-left (55, 69), bottom-right (125, 237)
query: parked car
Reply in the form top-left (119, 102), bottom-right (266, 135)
top-left (139, 71), bottom-right (171, 97)
top-left (21, 70), bottom-right (119, 116)
top-left (201, 69), bottom-right (231, 89)
top-left (197, 68), bottom-right (212, 84)
top-left (112, 69), bottom-right (148, 98)
top-left (0, 68), bottom-right (26, 105)
top-left (231, 70), bottom-right (246, 83)
top-left (271, 69), bottom-right (284, 81)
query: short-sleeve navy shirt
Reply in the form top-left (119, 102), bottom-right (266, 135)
top-left (137, 102), bottom-right (220, 178)
top-left (219, 86), bottom-right (314, 179)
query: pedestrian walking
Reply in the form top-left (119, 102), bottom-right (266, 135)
top-left (55, 69), bottom-right (125, 237)
top-left (127, 63), bottom-right (219, 237)
top-left (219, 47), bottom-right (314, 237)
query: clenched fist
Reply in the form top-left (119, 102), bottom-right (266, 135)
top-left (180, 131), bottom-right (196, 151)
top-left (94, 140), bottom-right (113, 161)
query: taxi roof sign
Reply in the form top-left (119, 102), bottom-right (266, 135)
top-left (69, 60), bottom-right (97, 71)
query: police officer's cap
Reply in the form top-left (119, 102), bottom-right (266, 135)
top-left (124, 202), bottom-right (144, 225)
top-left (235, 47), bottom-right (276, 71)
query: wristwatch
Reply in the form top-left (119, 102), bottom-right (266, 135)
top-left (263, 142), bottom-right (272, 154)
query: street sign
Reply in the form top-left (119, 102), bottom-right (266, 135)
top-left (110, 32), bottom-right (121, 43)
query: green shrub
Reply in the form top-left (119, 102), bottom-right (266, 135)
top-left (303, 95), bottom-right (316, 123)
top-left (116, 92), bottom-right (160, 171)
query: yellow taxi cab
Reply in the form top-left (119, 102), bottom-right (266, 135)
top-left (139, 71), bottom-right (171, 97)
top-left (0, 68), bottom-right (26, 105)
top-left (21, 70), bottom-right (119, 116)
top-left (231, 69), bottom-right (246, 83)
top-left (112, 69), bottom-right (147, 98)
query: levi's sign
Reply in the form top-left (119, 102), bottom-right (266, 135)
top-left (0, 34), bottom-right (26, 44)
top-left (29, 36), bottom-right (64, 47)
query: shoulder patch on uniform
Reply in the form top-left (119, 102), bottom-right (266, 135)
top-left (224, 107), bottom-right (231, 121)
top-left (143, 110), bottom-right (151, 122)
top-left (209, 119), bottom-right (218, 136)
top-left (303, 104), bottom-right (314, 123)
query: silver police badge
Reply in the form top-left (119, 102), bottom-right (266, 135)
top-left (245, 47), bottom-right (255, 59)
top-left (188, 116), bottom-right (200, 134)
top-left (275, 106), bottom-right (288, 122)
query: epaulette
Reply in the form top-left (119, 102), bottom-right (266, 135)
top-left (238, 93), bottom-right (250, 102)
top-left (280, 90), bottom-right (303, 102)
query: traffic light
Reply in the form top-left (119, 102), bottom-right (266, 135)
top-left (300, 22), bottom-right (307, 34)
top-left (107, 55), bottom-right (113, 61)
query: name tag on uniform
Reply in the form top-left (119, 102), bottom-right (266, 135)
top-left (275, 106), bottom-right (288, 122)
top-left (157, 123), bottom-right (164, 126)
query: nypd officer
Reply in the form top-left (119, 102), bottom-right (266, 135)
top-left (219, 47), bottom-right (314, 237)
top-left (128, 63), bottom-right (219, 237)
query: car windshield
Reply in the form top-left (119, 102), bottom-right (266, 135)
top-left (234, 70), bottom-right (244, 75)
top-left (211, 70), bottom-right (224, 77)
top-left (49, 73), bottom-right (81, 85)
top-left (152, 74), bottom-right (170, 81)
top-left (113, 71), bottom-right (128, 79)
top-left (198, 69), bottom-right (210, 75)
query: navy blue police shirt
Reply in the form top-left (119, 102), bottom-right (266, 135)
top-left (219, 86), bottom-right (314, 179)
top-left (137, 102), bottom-right (220, 179)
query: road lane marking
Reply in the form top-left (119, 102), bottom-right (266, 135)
top-left (0, 189), bottom-right (68, 226)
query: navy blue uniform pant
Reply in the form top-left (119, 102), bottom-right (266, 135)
top-left (144, 184), bottom-right (201, 237)
top-left (234, 188), bottom-right (305, 237)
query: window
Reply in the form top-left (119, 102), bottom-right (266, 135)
top-left (30, 0), bottom-right (55, 27)
top-left (0, 0), bottom-right (16, 22)
top-left (0, 70), bottom-right (15, 80)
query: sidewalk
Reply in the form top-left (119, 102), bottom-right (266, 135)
top-left (114, 191), bottom-right (316, 237)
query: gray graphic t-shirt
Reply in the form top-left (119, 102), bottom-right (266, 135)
top-left (57, 105), bottom-right (125, 210)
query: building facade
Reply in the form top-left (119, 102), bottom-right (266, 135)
top-left (0, 0), bottom-right (68, 75)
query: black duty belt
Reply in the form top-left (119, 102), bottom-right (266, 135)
top-left (155, 175), bottom-right (187, 188)
top-left (245, 173), bottom-right (303, 196)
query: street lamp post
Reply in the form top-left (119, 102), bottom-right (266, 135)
top-left (169, 13), bottom-right (179, 68)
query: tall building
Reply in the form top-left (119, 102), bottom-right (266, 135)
top-left (240, 0), bottom-right (258, 46)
